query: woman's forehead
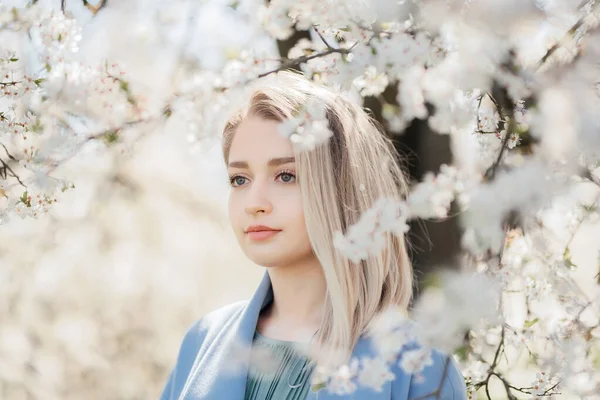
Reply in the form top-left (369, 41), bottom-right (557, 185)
top-left (228, 116), bottom-right (294, 164)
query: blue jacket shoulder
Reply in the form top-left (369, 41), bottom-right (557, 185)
top-left (402, 348), bottom-right (467, 400)
top-left (159, 300), bottom-right (248, 399)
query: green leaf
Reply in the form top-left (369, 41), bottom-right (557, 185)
top-left (563, 247), bottom-right (578, 269)
top-left (524, 318), bottom-right (539, 329)
top-left (592, 345), bottom-right (600, 369)
top-left (104, 130), bottom-right (119, 144)
top-left (19, 191), bottom-right (31, 207)
top-left (61, 183), bottom-right (75, 192)
top-left (583, 203), bottom-right (597, 213)
top-left (454, 344), bottom-right (469, 361)
top-left (421, 273), bottom-right (442, 289)
top-left (30, 119), bottom-right (43, 133)
top-left (119, 80), bottom-right (130, 93)
top-left (311, 383), bottom-right (327, 392)
top-left (9, 57), bottom-right (18, 62)
top-left (383, 103), bottom-right (399, 115)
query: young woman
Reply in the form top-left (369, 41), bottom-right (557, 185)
top-left (160, 71), bottom-right (467, 400)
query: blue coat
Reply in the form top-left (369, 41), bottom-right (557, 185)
top-left (160, 272), bottom-right (467, 400)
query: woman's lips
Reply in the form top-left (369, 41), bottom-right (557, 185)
top-left (247, 230), bottom-right (281, 241)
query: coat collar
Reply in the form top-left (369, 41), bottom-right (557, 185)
top-left (217, 270), bottom-right (274, 399)
top-left (191, 270), bottom-right (405, 399)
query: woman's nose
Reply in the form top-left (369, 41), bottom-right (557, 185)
top-left (244, 182), bottom-right (273, 215)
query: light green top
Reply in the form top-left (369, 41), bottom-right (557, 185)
top-left (244, 331), bottom-right (315, 400)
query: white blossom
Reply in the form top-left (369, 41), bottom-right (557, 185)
top-left (357, 356), bottom-right (394, 392)
top-left (334, 198), bottom-right (409, 263)
top-left (407, 164), bottom-right (463, 219)
top-left (353, 66), bottom-right (389, 96)
top-left (412, 271), bottom-right (501, 353)
top-left (326, 358), bottom-right (359, 395)
top-left (278, 98), bottom-right (334, 152)
top-left (398, 347), bottom-right (434, 375)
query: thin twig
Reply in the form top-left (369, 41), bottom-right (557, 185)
top-left (473, 327), bottom-right (507, 399)
top-left (82, 0), bottom-right (108, 15)
top-left (313, 25), bottom-right (335, 50)
top-left (473, 324), bottom-right (563, 398)
top-left (1, 144), bottom-right (17, 161)
top-left (483, 85), bottom-right (515, 181)
top-left (411, 356), bottom-right (451, 400)
top-left (491, 373), bottom-right (518, 400)
top-left (0, 158), bottom-right (26, 188)
top-left (542, 381), bottom-right (561, 396)
top-left (536, 0), bottom-right (600, 70)
top-left (583, 168), bottom-right (600, 188)
top-left (257, 46), bottom-right (353, 79)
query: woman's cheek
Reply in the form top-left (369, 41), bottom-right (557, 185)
top-left (228, 197), bottom-right (242, 230)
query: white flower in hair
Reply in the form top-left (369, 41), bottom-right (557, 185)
top-left (278, 99), bottom-right (333, 151)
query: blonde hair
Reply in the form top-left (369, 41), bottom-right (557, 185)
top-left (222, 71), bottom-right (413, 363)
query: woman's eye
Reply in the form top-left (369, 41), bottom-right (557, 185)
top-left (277, 172), bottom-right (296, 183)
top-left (230, 176), bottom-right (247, 186)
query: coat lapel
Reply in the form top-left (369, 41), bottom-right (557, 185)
top-left (218, 270), bottom-right (274, 398)
top-left (182, 271), bottom-right (273, 400)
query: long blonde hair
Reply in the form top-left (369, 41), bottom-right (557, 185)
top-left (222, 71), bottom-right (413, 362)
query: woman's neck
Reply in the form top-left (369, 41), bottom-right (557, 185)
top-left (257, 258), bottom-right (326, 342)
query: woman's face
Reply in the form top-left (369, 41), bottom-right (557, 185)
top-left (227, 115), bottom-right (314, 268)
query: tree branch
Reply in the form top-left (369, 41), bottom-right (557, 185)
top-left (0, 144), bottom-right (17, 162)
top-left (0, 157), bottom-right (26, 188)
top-left (411, 355), bottom-right (451, 400)
top-left (0, 144), bottom-right (26, 188)
top-left (313, 25), bottom-right (336, 50)
top-left (472, 326), bottom-right (562, 398)
top-left (82, 0), bottom-right (108, 15)
top-left (257, 46), bottom-right (353, 79)
top-left (483, 83), bottom-right (515, 181)
top-left (536, 0), bottom-right (600, 70)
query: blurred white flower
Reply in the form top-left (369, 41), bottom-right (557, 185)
top-left (334, 198), bottom-right (409, 263)
top-left (327, 358), bottom-right (359, 395)
top-left (278, 98), bottom-right (333, 152)
top-left (398, 347), bottom-right (433, 375)
top-left (357, 356), bottom-right (394, 392)
top-left (397, 66), bottom-right (428, 121)
top-left (353, 66), bottom-right (389, 96)
top-left (412, 271), bottom-right (501, 353)
top-left (407, 164), bottom-right (462, 219)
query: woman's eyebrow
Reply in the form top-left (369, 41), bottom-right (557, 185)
top-left (228, 157), bottom-right (296, 169)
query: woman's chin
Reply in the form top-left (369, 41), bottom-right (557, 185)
top-left (245, 252), bottom-right (287, 269)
